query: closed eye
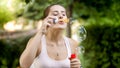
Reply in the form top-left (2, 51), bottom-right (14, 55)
top-left (53, 14), bottom-right (58, 16)
top-left (62, 14), bottom-right (66, 16)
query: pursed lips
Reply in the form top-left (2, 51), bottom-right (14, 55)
top-left (58, 20), bottom-right (64, 25)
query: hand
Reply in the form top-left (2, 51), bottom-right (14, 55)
top-left (70, 58), bottom-right (81, 68)
top-left (39, 17), bottom-right (55, 34)
top-left (44, 16), bottom-right (58, 24)
top-left (40, 16), bottom-right (57, 34)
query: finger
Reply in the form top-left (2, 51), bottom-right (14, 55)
top-left (71, 62), bottom-right (81, 68)
top-left (70, 59), bottom-right (81, 63)
top-left (47, 19), bottom-right (53, 24)
top-left (71, 61), bottom-right (81, 65)
top-left (41, 22), bottom-right (51, 34)
top-left (44, 17), bottom-right (55, 24)
top-left (47, 16), bottom-right (58, 24)
top-left (71, 65), bottom-right (81, 68)
top-left (46, 22), bottom-right (51, 29)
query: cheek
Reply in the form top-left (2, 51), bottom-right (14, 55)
top-left (63, 16), bottom-right (67, 19)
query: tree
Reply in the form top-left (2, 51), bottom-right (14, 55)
top-left (0, 0), bottom-right (25, 28)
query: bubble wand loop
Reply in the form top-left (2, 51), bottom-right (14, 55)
top-left (53, 18), bottom-right (69, 24)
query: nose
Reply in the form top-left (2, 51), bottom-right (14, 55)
top-left (58, 14), bottom-right (63, 19)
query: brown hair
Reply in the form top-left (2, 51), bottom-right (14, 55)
top-left (42, 4), bottom-right (68, 19)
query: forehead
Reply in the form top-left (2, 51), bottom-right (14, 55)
top-left (50, 5), bottom-right (66, 12)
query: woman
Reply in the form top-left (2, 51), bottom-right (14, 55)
top-left (19, 4), bottom-right (81, 68)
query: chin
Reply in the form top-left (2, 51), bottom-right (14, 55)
top-left (53, 25), bottom-right (66, 29)
top-left (53, 27), bottom-right (66, 30)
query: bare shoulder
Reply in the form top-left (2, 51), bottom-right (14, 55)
top-left (66, 37), bottom-right (79, 53)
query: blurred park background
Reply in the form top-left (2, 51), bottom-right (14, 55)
top-left (0, 0), bottom-right (120, 68)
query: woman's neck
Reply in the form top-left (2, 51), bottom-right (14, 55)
top-left (46, 28), bottom-right (64, 43)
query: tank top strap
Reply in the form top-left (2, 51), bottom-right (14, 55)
top-left (40, 35), bottom-right (71, 58)
top-left (64, 37), bottom-right (71, 58)
top-left (30, 35), bottom-right (46, 68)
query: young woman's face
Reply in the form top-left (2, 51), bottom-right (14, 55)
top-left (48, 5), bottom-right (68, 29)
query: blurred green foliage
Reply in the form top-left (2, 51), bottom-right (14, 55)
top-left (23, 0), bottom-right (73, 20)
top-left (82, 22), bottom-right (120, 68)
top-left (0, 0), bottom-right (120, 68)
top-left (0, 0), bottom-right (25, 28)
top-left (0, 35), bottom-right (31, 68)
top-left (77, 0), bottom-right (120, 68)
top-left (0, 1), bottom-right (15, 27)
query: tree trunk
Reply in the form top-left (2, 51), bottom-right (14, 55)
top-left (66, 2), bottom-right (73, 38)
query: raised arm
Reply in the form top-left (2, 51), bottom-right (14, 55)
top-left (19, 30), bottom-right (43, 68)
top-left (19, 19), bottom-right (51, 68)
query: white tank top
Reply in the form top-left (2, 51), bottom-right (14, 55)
top-left (30, 35), bottom-right (71, 68)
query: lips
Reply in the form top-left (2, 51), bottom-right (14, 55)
top-left (58, 21), bottom-right (64, 25)
top-left (55, 18), bottom-right (69, 24)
